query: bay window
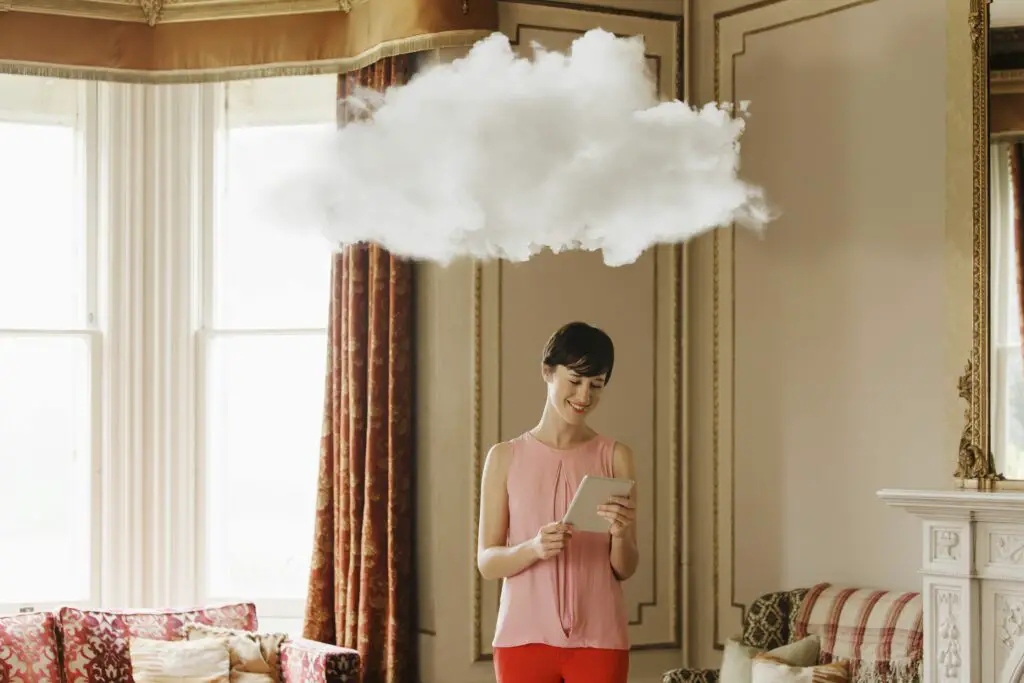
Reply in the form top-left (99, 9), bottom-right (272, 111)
top-left (199, 76), bottom-right (334, 635)
top-left (0, 76), bottom-right (97, 613)
top-left (0, 73), bottom-right (336, 633)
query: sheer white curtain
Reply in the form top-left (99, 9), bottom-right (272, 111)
top-left (0, 74), bottom-right (335, 636)
top-left (990, 142), bottom-right (1024, 478)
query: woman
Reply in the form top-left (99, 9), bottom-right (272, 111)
top-left (476, 321), bottom-right (638, 683)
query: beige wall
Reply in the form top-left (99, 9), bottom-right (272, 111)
top-left (687, 0), bottom-right (956, 667)
top-left (415, 0), bottom-right (962, 680)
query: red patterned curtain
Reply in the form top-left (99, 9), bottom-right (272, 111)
top-left (304, 56), bottom-right (416, 683)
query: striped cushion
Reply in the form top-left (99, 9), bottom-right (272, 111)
top-left (129, 638), bottom-right (231, 683)
top-left (792, 584), bottom-right (922, 683)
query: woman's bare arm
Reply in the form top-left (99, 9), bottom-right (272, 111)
top-left (608, 441), bottom-right (640, 580)
top-left (476, 442), bottom-right (544, 580)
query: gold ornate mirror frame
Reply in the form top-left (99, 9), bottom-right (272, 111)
top-left (958, 0), bottom-right (1006, 487)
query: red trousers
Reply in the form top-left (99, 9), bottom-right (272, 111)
top-left (493, 644), bottom-right (629, 683)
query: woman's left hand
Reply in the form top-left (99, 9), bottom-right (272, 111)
top-left (598, 495), bottom-right (636, 538)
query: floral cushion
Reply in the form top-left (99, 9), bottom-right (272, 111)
top-left (0, 611), bottom-right (62, 683)
top-left (58, 603), bottom-right (257, 683)
top-left (280, 639), bottom-right (361, 683)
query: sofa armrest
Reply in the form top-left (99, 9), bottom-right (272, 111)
top-left (662, 668), bottom-right (719, 683)
top-left (280, 639), bottom-right (360, 683)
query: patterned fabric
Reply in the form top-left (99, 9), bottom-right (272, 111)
top-left (280, 640), bottom-right (360, 683)
top-left (58, 603), bottom-right (257, 683)
top-left (661, 668), bottom-right (719, 683)
top-left (186, 624), bottom-right (288, 683)
top-left (744, 589), bottom-right (810, 651)
top-left (0, 611), bottom-right (62, 683)
top-left (661, 584), bottom-right (923, 683)
top-left (303, 55), bottom-right (414, 683)
top-left (792, 584), bottom-right (923, 683)
top-left (661, 590), bottom-right (807, 683)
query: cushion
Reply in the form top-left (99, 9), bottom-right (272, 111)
top-left (720, 635), bottom-right (820, 683)
top-left (792, 584), bottom-right (922, 683)
top-left (186, 624), bottom-right (288, 683)
top-left (279, 640), bottom-right (361, 683)
top-left (0, 611), bottom-right (62, 683)
top-left (59, 603), bottom-right (257, 683)
top-left (742, 589), bottom-right (810, 651)
top-left (751, 654), bottom-right (850, 683)
top-left (130, 637), bottom-right (231, 683)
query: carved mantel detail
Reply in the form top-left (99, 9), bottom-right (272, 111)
top-left (995, 534), bottom-right (1024, 565)
top-left (879, 489), bottom-right (1024, 683)
top-left (999, 595), bottom-right (1024, 651)
top-left (937, 589), bottom-right (963, 680)
top-left (934, 528), bottom-right (963, 561)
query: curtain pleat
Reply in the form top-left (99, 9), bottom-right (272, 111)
top-left (304, 56), bottom-right (416, 683)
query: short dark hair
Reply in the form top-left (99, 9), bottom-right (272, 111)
top-left (542, 321), bottom-right (615, 384)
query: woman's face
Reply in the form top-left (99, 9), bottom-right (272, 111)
top-left (543, 364), bottom-right (607, 425)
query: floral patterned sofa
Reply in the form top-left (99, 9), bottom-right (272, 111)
top-left (663, 583), bottom-right (923, 683)
top-left (0, 602), bottom-right (360, 683)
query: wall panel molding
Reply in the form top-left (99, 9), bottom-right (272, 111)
top-left (709, 0), bottom-right (881, 651)
top-left (470, 247), bottom-right (684, 662)
top-left (464, 6), bottom-right (688, 672)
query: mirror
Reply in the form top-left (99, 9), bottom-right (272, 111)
top-left (989, 4), bottom-right (1024, 480)
top-left (984, 2), bottom-right (1024, 482)
top-left (962, 0), bottom-right (1024, 487)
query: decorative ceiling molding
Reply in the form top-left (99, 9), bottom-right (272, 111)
top-left (0, 0), bottom-right (494, 82)
top-left (0, 0), bottom-right (372, 24)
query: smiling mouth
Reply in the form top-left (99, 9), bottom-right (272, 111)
top-left (567, 401), bottom-right (588, 414)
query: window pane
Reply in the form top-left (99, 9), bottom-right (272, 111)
top-left (1002, 348), bottom-right (1024, 480)
top-left (0, 120), bottom-right (84, 328)
top-left (205, 333), bottom-right (325, 600)
top-left (0, 335), bottom-right (92, 604)
top-left (1008, 184), bottom-right (1022, 348)
top-left (213, 123), bottom-right (332, 330)
top-left (258, 617), bottom-right (303, 639)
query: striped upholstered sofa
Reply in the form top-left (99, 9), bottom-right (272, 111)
top-left (663, 583), bottom-right (923, 683)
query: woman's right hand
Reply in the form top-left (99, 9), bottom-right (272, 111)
top-left (531, 521), bottom-right (573, 560)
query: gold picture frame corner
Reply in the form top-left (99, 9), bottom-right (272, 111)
top-left (962, 0), bottom-right (1003, 488)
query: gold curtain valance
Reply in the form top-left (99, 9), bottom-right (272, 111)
top-left (0, 0), bottom-right (497, 83)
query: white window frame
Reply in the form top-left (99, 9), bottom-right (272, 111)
top-left (0, 76), bottom-right (331, 628)
top-left (0, 77), bottom-right (102, 615)
top-left (193, 78), bottom-right (334, 628)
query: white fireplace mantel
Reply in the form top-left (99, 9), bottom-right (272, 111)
top-left (878, 488), bottom-right (1024, 683)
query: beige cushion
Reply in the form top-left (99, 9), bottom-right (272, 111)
top-left (185, 624), bottom-right (288, 683)
top-left (751, 654), bottom-right (850, 683)
top-left (720, 635), bottom-right (821, 683)
top-left (129, 637), bottom-right (231, 683)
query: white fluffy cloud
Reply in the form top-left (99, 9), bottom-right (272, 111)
top-left (265, 29), bottom-right (772, 267)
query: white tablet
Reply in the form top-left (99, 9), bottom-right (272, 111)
top-left (562, 475), bottom-right (635, 533)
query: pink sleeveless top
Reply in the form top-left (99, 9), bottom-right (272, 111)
top-left (492, 432), bottom-right (629, 650)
